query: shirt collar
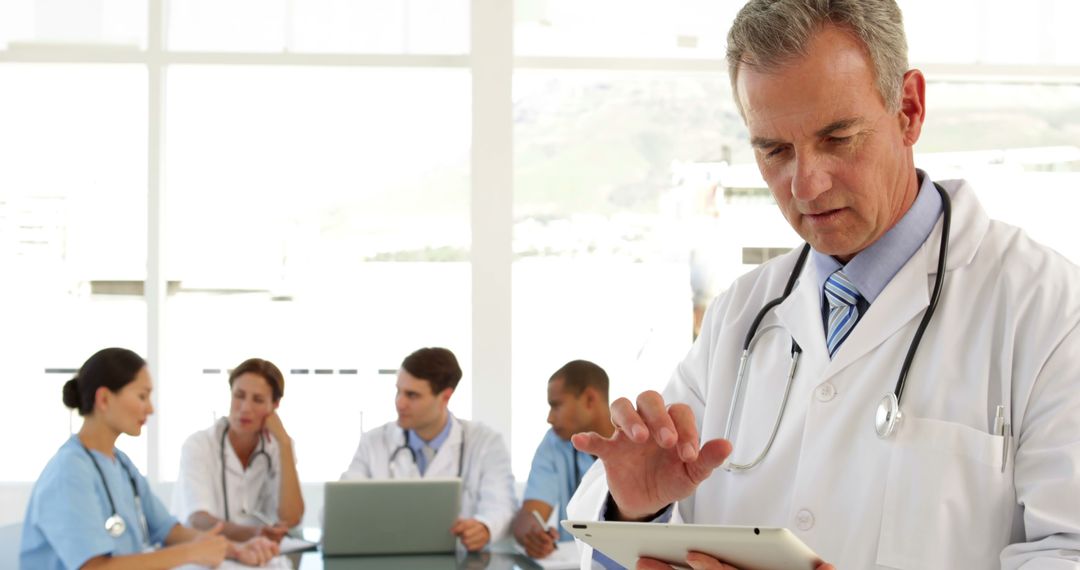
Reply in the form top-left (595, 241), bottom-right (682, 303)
top-left (407, 413), bottom-right (454, 453)
top-left (811, 169), bottom-right (941, 304)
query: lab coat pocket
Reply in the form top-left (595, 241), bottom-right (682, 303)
top-left (876, 417), bottom-right (1013, 569)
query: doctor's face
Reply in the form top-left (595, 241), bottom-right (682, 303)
top-left (547, 378), bottom-right (591, 441)
top-left (395, 370), bottom-right (450, 433)
top-left (228, 372), bottom-right (277, 435)
top-left (736, 24), bottom-right (925, 261)
top-left (101, 366), bottom-right (154, 437)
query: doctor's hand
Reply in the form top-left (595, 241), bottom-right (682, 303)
top-left (636, 552), bottom-right (836, 570)
top-left (451, 518), bottom-right (491, 552)
top-left (516, 521), bottom-right (559, 558)
top-left (258, 522), bottom-right (290, 543)
top-left (229, 535), bottom-right (280, 567)
top-left (184, 522), bottom-right (230, 567)
top-left (262, 411), bottom-right (290, 443)
top-left (572, 390), bottom-right (732, 521)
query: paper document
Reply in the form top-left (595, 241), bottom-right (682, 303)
top-left (279, 535), bottom-right (318, 554)
top-left (515, 541), bottom-right (581, 570)
top-left (175, 555), bottom-right (294, 570)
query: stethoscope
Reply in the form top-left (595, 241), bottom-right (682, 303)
top-left (724, 182), bottom-right (951, 471)
top-left (570, 448), bottom-right (583, 491)
top-left (80, 443), bottom-right (150, 546)
top-left (389, 424), bottom-right (467, 479)
top-left (219, 418), bottom-right (274, 522)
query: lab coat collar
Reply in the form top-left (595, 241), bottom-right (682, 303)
top-left (774, 179), bottom-right (989, 379)
top-left (420, 414), bottom-right (465, 476)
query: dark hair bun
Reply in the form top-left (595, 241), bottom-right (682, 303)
top-left (62, 378), bottom-right (81, 409)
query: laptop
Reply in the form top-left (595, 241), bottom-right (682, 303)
top-left (322, 478), bottom-right (462, 556)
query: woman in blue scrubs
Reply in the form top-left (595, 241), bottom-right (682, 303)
top-left (20, 347), bottom-right (280, 569)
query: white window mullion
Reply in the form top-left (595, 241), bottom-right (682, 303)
top-left (145, 0), bottom-right (166, 484)
top-left (470, 0), bottom-right (513, 439)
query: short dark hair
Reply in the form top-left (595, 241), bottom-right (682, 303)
top-left (550, 360), bottom-right (609, 400)
top-left (62, 348), bottom-right (147, 416)
top-left (401, 347), bottom-right (462, 395)
top-left (229, 358), bottom-right (285, 402)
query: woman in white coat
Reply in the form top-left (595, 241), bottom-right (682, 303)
top-left (20, 348), bottom-right (278, 569)
top-left (173, 358), bottom-right (304, 543)
top-left (340, 347), bottom-right (516, 551)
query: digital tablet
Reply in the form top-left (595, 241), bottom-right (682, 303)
top-left (561, 520), bottom-right (822, 570)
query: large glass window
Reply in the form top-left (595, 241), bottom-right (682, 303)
top-left (0, 0), bottom-right (146, 50)
top-left (918, 82), bottom-right (1080, 263)
top-left (159, 66), bottom-right (473, 482)
top-left (0, 64), bottom-right (148, 480)
top-left (515, 0), bottom-right (738, 59)
top-left (509, 71), bottom-right (803, 478)
top-left (166, 0), bottom-right (469, 54)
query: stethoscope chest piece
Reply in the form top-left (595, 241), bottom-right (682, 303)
top-left (875, 393), bottom-right (902, 439)
top-left (105, 514), bottom-right (126, 538)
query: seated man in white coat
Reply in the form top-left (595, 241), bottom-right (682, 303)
top-left (340, 347), bottom-right (516, 552)
top-left (569, 1), bottom-right (1080, 569)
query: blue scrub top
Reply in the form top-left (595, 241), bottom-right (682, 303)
top-left (523, 428), bottom-right (595, 541)
top-left (20, 435), bottom-right (179, 570)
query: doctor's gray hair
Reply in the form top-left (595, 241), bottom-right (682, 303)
top-left (726, 0), bottom-right (909, 114)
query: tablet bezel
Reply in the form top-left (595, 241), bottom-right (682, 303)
top-left (561, 520), bottom-right (821, 570)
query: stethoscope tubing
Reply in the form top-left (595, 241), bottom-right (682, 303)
top-left (80, 442), bottom-right (149, 544)
top-left (724, 183), bottom-right (951, 469)
top-left (220, 418), bottom-right (274, 522)
top-left (390, 421), bottom-right (467, 479)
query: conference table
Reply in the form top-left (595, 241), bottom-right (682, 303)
top-left (0, 522), bottom-right (561, 570)
top-left (287, 549), bottom-right (545, 570)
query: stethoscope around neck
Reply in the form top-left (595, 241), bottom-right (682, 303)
top-left (79, 443), bottom-right (150, 545)
top-left (219, 418), bottom-right (274, 522)
top-left (389, 423), bottom-right (467, 479)
top-left (723, 182), bottom-right (952, 471)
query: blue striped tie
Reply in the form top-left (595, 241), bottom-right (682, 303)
top-left (824, 270), bottom-right (863, 356)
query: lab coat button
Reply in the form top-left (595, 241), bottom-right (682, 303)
top-left (795, 509), bottom-right (815, 530)
top-left (815, 383), bottom-right (836, 402)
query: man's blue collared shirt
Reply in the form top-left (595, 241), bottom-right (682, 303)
top-left (407, 415), bottom-right (454, 475)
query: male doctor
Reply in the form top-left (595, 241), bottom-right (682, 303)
top-left (569, 1), bottom-right (1080, 569)
top-left (340, 347), bottom-right (516, 551)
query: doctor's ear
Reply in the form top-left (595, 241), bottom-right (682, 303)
top-left (94, 386), bottom-right (111, 413)
top-left (439, 387), bottom-right (454, 406)
top-left (897, 69), bottom-right (926, 147)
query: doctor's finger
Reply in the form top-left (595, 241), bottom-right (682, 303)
top-left (668, 403), bottom-right (701, 462)
top-left (637, 391), bottom-right (678, 449)
top-left (610, 397), bottom-right (650, 443)
top-left (685, 551), bottom-right (740, 570)
top-left (636, 557), bottom-right (677, 570)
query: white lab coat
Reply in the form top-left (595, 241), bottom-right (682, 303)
top-left (341, 415), bottom-right (517, 542)
top-left (569, 179), bottom-right (1080, 569)
top-left (172, 419), bottom-right (287, 527)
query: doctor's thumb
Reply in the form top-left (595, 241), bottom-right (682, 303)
top-left (571, 432), bottom-right (610, 457)
top-left (688, 439), bottom-right (733, 481)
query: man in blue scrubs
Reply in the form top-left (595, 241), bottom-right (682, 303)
top-left (511, 360), bottom-right (613, 558)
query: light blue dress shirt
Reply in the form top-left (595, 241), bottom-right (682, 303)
top-left (20, 435), bottom-right (178, 570)
top-left (406, 415), bottom-right (454, 475)
top-left (812, 169), bottom-right (943, 305)
top-left (523, 428), bottom-right (596, 541)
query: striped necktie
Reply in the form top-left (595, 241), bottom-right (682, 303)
top-left (824, 270), bottom-right (863, 356)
